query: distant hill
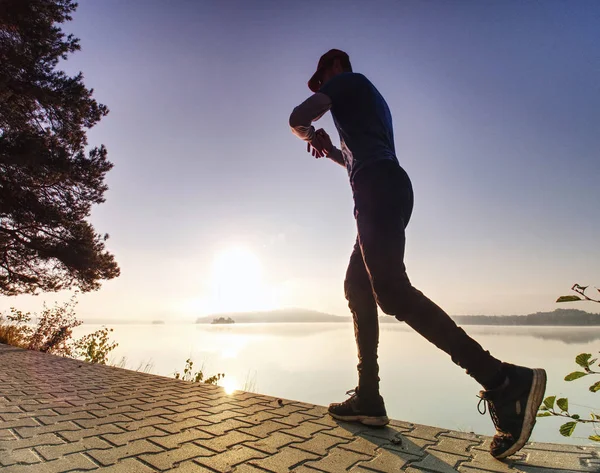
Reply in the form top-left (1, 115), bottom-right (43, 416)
top-left (451, 309), bottom-right (600, 326)
top-left (196, 308), bottom-right (600, 326)
top-left (195, 308), bottom-right (349, 324)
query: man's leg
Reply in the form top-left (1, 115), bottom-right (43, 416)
top-left (326, 238), bottom-right (388, 426)
top-left (353, 161), bottom-right (546, 457)
top-left (353, 162), bottom-right (504, 387)
top-left (344, 238), bottom-right (380, 397)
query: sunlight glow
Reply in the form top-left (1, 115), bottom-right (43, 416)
top-left (203, 245), bottom-right (280, 314)
top-left (221, 376), bottom-right (238, 395)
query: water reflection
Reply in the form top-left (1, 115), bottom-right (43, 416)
top-left (74, 322), bottom-right (599, 445)
top-left (203, 322), bottom-right (600, 344)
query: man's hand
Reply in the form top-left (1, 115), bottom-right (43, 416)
top-left (307, 129), bottom-right (333, 159)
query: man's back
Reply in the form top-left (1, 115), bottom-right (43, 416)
top-left (319, 72), bottom-right (398, 179)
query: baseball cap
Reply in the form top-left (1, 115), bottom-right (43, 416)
top-left (308, 49), bottom-right (350, 93)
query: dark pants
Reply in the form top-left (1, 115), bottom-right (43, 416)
top-left (345, 160), bottom-right (503, 396)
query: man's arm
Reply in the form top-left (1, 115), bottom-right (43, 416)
top-left (289, 93), bottom-right (332, 141)
top-left (326, 146), bottom-right (346, 168)
top-left (313, 128), bottom-right (345, 168)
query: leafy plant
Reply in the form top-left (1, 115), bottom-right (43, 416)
top-left (538, 283), bottom-right (600, 442)
top-left (174, 358), bottom-right (224, 385)
top-left (556, 284), bottom-right (600, 304)
top-left (27, 294), bottom-right (82, 356)
top-left (0, 294), bottom-right (118, 366)
top-left (74, 326), bottom-right (118, 364)
top-left (0, 308), bottom-right (33, 347)
top-left (538, 352), bottom-right (600, 441)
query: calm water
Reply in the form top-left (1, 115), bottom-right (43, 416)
top-left (72, 322), bottom-right (600, 445)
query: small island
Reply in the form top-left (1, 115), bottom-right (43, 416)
top-left (151, 320), bottom-right (165, 325)
top-left (211, 317), bottom-right (235, 325)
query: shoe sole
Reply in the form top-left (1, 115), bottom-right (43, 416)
top-left (328, 412), bottom-right (390, 427)
top-left (493, 368), bottom-right (547, 459)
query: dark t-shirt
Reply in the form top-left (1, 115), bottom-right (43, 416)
top-left (319, 72), bottom-right (399, 179)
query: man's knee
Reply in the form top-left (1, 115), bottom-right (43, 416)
top-left (344, 278), bottom-right (376, 312)
top-left (372, 279), bottom-right (423, 319)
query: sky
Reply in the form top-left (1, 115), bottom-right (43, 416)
top-left (3, 0), bottom-right (599, 320)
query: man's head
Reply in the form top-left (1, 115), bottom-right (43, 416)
top-left (308, 49), bottom-right (352, 93)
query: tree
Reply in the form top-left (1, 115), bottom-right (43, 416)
top-left (0, 0), bottom-right (119, 295)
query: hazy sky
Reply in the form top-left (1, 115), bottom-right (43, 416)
top-left (4, 1), bottom-right (599, 320)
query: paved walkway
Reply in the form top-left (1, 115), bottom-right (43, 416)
top-left (0, 344), bottom-right (598, 472)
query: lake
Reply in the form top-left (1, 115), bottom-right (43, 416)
top-left (72, 322), bottom-right (600, 446)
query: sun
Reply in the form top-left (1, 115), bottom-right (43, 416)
top-left (212, 247), bottom-right (262, 287)
top-left (220, 376), bottom-right (238, 395)
top-left (206, 246), bottom-right (279, 314)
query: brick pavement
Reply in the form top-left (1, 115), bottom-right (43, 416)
top-left (0, 344), bottom-right (598, 472)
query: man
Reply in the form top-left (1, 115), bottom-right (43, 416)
top-left (288, 49), bottom-right (547, 459)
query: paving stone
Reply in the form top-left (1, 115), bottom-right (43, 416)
top-left (140, 442), bottom-right (215, 470)
top-left (199, 418), bottom-right (255, 436)
top-left (149, 427), bottom-right (213, 449)
top-left (13, 421), bottom-right (82, 439)
top-left (172, 460), bottom-right (222, 472)
top-left (458, 449), bottom-right (519, 473)
top-left (117, 415), bottom-right (173, 431)
top-left (352, 448), bottom-right (421, 472)
top-left (304, 446), bottom-right (372, 472)
top-left (279, 421), bottom-right (332, 440)
top-left (233, 464), bottom-right (273, 473)
top-left (262, 403), bottom-right (310, 417)
top-left (237, 409), bottom-right (283, 425)
top-left (90, 457), bottom-right (158, 472)
top-left (74, 413), bottom-right (133, 428)
top-left (439, 430), bottom-right (482, 442)
top-left (291, 431), bottom-right (352, 456)
top-left (411, 449), bottom-right (470, 473)
top-left (388, 419), bottom-right (414, 431)
top-left (339, 436), bottom-right (384, 455)
top-left (102, 425), bottom-right (170, 446)
top-left (238, 419), bottom-right (290, 438)
top-left (200, 430), bottom-right (258, 453)
top-left (513, 449), bottom-right (597, 471)
top-left (60, 423), bottom-right (126, 442)
top-left (1, 452), bottom-right (97, 473)
top-left (251, 446), bottom-right (320, 472)
top-left (126, 407), bottom-right (174, 420)
top-left (195, 445), bottom-right (268, 472)
top-left (0, 417), bottom-right (39, 430)
top-left (231, 404), bottom-right (278, 417)
top-left (1, 409), bottom-right (57, 420)
top-left (272, 411), bottom-right (326, 427)
top-left (522, 442), bottom-right (589, 453)
top-left (0, 344), bottom-right (596, 473)
top-left (162, 401), bottom-right (211, 413)
top-left (198, 402), bottom-right (244, 414)
top-left (404, 423), bottom-right (448, 442)
top-left (384, 435), bottom-right (436, 458)
top-left (0, 433), bottom-right (65, 451)
top-left (244, 431), bottom-right (303, 454)
top-left (35, 411), bottom-right (96, 426)
top-left (321, 425), bottom-right (365, 440)
top-left (153, 416), bottom-right (210, 434)
top-left (427, 436), bottom-right (481, 457)
top-left (35, 435), bottom-right (112, 461)
top-left (193, 409), bottom-right (247, 424)
top-left (86, 439), bottom-right (164, 466)
top-left (0, 448), bottom-right (42, 467)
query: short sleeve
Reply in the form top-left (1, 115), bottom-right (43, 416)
top-left (319, 72), bottom-right (359, 106)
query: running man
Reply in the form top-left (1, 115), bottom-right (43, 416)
top-left (288, 49), bottom-right (547, 459)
